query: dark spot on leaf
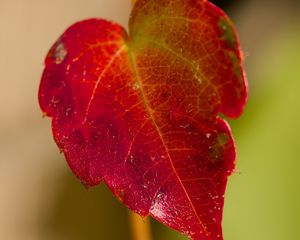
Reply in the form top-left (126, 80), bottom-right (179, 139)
top-left (219, 17), bottom-right (236, 48)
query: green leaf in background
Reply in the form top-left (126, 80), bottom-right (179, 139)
top-left (224, 25), bottom-right (300, 240)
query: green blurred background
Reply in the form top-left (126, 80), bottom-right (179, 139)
top-left (1, 0), bottom-right (299, 239)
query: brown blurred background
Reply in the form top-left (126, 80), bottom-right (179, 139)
top-left (1, 0), bottom-right (300, 239)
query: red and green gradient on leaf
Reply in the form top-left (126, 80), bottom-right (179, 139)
top-left (38, 0), bottom-right (247, 239)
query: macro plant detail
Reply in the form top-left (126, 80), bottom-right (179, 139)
top-left (38, 0), bottom-right (247, 239)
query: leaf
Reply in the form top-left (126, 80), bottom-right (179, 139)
top-left (38, 0), bottom-right (247, 239)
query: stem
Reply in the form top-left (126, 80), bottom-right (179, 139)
top-left (129, 211), bottom-right (152, 240)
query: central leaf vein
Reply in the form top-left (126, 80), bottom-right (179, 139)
top-left (127, 48), bottom-right (209, 236)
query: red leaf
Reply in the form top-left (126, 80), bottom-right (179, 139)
top-left (39, 0), bottom-right (247, 239)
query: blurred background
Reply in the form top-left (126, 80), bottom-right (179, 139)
top-left (0, 0), bottom-right (300, 239)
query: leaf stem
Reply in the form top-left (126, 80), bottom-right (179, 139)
top-left (129, 211), bottom-right (152, 240)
